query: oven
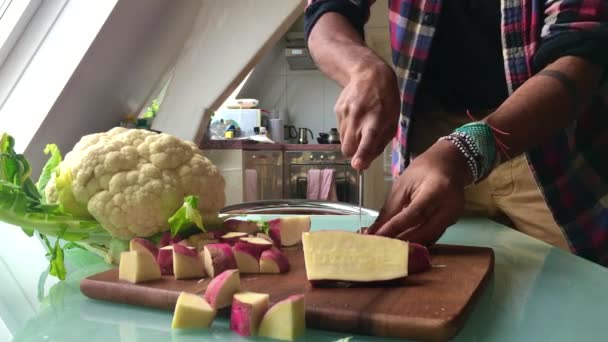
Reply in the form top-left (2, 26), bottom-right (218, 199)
top-left (242, 150), bottom-right (283, 201)
top-left (283, 150), bottom-right (361, 205)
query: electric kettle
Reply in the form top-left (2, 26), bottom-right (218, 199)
top-left (297, 128), bottom-right (314, 144)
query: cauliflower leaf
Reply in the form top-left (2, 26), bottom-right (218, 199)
top-left (36, 144), bottom-right (62, 197)
top-left (168, 195), bottom-right (204, 237)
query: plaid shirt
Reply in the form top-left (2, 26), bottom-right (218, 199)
top-left (305, 0), bottom-right (608, 265)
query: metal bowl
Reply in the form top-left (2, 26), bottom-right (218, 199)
top-left (220, 200), bottom-right (378, 216)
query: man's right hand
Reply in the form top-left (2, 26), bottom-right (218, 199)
top-left (335, 62), bottom-right (400, 170)
top-left (307, 12), bottom-right (400, 170)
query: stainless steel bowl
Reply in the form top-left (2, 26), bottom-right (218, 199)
top-left (220, 200), bottom-right (378, 216)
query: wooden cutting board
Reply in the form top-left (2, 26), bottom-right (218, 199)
top-left (80, 244), bottom-right (493, 341)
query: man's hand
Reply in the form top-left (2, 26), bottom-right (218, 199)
top-left (367, 140), bottom-right (471, 245)
top-left (308, 12), bottom-right (399, 170)
top-left (335, 62), bottom-right (400, 170)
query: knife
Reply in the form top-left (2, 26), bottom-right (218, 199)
top-left (357, 170), bottom-right (363, 233)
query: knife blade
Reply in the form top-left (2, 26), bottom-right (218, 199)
top-left (358, 170), bottom-right (363, 232)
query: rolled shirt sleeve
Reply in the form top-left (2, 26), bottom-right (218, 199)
top-left (533, 0), bottom-right (608, 71)
top-left (304, 0), bottom-right (374, 41)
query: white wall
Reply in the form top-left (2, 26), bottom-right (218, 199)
top-left (238, 38), bottom-right (340, 137)
top-left (238, 0), bottom-right (391, 138)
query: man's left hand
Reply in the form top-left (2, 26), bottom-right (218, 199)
top-left (367, 140), bottom-right (471, 245)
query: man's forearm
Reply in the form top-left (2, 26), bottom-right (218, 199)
top-left (485, 56), bottom-right (604, 159)
top-left (308, 12), bottom-right (389, 86)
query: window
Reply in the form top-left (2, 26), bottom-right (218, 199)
top-left (0, 0), bottom-right (41, 66)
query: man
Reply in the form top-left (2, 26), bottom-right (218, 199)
top-left (304, 0), bottom-right (608, 265)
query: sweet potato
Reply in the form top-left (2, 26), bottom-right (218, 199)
top-left (220, 232), bottom-right (249, 246)
top-left (204, 269), bottom-right (241, 309)
top-left (129, 237), bottom-right (159, 259)
top-left (256, 233), bottom-right (273, 243)
top-left (119, 250), bottom-right (161, 283)
top-left (269, 216), bottom-right (311, 247)
top-left (233, 242), bottom-right (262, 274)
top-left (259, 247), bottom-right (290, 274)
top-left (159, 231), bottom-right (184, 247)
top-left (409, 242), bottom-right (431, 274)
top-left (202, 243), bottom-right (238, 278)
top-left (240, 237), bottom-right (273, 250)
top-left (223, 219), bottom-right (259, 234)
top-left (230, 292), bottom-right (270, 336)
top-left (171, 292), bottom-right (216, 329)
top-left (157, 246), bottom-right (174, 276)
top-left (302, 231), bottom-right (409, 282)
top-left (258, 295), bottom-right (305, 341)
top-left (195, 239), bottom-right (219, 253)
top-left (173, 244), bottom-right (205, 280)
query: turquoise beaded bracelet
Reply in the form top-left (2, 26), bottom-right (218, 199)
top-left (439, 121), bottom-right (498, 184)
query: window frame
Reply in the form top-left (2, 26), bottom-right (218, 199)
top-left (0, 0), bottom-right (41, 66)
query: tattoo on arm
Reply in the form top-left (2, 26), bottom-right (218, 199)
top-left (537, 69), bottom-right (580, 114)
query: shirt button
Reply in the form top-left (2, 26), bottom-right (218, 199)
top-left (422, 13), bottom-right (435, 25)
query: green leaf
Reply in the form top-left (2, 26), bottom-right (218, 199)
top-left (1, 154), bottom-right (19, 185)
top-left (168, 195), bottom-right (204, 237)
top-left (0, 133), bottom-right (12, 153)
top-left (21, 226), bottom-right (35, 237)
top-left (0, 133), bottom-right (116, 280)
top-left (49, 238), bottom-right (67, 280)
top-left (37, 144), bottom-right (62, 196)
top-left (23, 178), bottom-right (41, 202)
top-left (63, 241), bottom-right (86, 250)
top-left (15, 154), bottom-right (32, 184)
top-left (257, 220), bottom-right (270, 235)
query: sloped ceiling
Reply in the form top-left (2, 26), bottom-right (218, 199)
top-left (152, 0), bottom-right (306, 144)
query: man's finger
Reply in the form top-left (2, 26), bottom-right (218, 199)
top-left (367, 207), bottom-right (389, 234)
top-left (352, 128), bottom-right (378, 170)
top-left (374, 203), bottom-right (430, 238)
top-left (341, 125), bottom-right (357, 157)
top-left (370, 208), bottom-right (417, 238)
top-left (367, 182), bottom-right (409, 234)
top-left (395, 209), bottom-right (455, 246)
top-left (374, 188), bottom-right (437, 237)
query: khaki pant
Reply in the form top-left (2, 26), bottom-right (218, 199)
top-left (410, 106), bottom-right (571, 251)
top-left (463, 154), bottom-right (570, 251)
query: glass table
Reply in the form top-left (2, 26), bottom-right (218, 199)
top-left (1, 216), bottom-right (607, 341)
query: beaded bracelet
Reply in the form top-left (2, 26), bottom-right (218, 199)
top-left (438, 121), bottom-right (498, 184)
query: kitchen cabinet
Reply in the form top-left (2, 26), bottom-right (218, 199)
top-left (203, 149), bottom-right (245, 206)
top-left (243, 150), bottom-right (283, 201)
top-left (204, 148), bottom-right (284, 206)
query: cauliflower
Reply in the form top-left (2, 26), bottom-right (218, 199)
top-left (45, 127), bottom-right (225, 239)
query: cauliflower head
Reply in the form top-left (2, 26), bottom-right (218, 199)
top-left (45, 127), bottom-right (226, 239)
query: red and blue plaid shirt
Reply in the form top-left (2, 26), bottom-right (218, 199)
top-left (305, 0), bottom-right (608, 266)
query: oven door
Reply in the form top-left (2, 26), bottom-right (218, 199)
top-left (243, 150), bottom-right (283, 201)
top-left (284, 151), bottom-right (360, 204)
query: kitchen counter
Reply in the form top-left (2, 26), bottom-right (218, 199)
top-left (2, 216), bottom-right (608, 342)
top-left (200, 139), bottom-right (341, 151)
top-left (199, 139), bottom-right (284, 150)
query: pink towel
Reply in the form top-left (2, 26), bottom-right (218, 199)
top-left (244, 169), bottom-right (258, 201)
top-left (320, 169), bottom-right (338, 201)
top-left (307, 169), bottom-right (338, 201)
top-left (307, 169), bottom-right (322, 200)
